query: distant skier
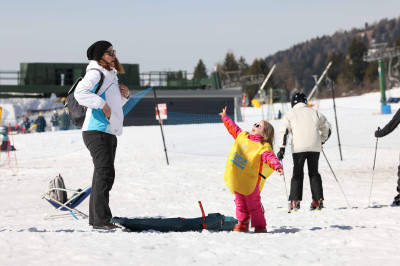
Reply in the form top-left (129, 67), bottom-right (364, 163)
top-left (278, 92), bottom-right (331, 211)
top-left (375, 109), bottom-right (400, 206)
top-left (51, 110), bottom-right (60, 132)
top-left (0, 127), bottom-right (16, 151)
top-left (35, 113), bottom-right (47, 133)
top-left (58, 109), bottom-right (70, 130)
top-left (23, 116), bottom-right (31, 133)
top-left (219, 106), bottom-right (283, 233)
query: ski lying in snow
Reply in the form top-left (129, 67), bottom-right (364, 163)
top-left (286, 209), bottom-right (324, 213)
top-left (371, 202), bottom-right (400, 208)
top-left (287, 207), bottom-right (301, 213)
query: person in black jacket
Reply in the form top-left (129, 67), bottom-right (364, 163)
top-left (375, 109), bottom-right (400, 205)
top-left (23, 117), bottom-right (31, 133)
top-left (58, 110), bottom-right (70, 130)
top-left (35, 113), bottom-right (47, 133)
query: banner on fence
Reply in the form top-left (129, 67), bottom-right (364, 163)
top-left (156, 103), bottom-right (167, 120)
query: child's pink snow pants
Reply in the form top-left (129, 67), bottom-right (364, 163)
top-left (234, 182), bottom-right (266, 227)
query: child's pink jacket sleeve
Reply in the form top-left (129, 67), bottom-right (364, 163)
top-left (261, 151), bottom-right (282, 170)
top-left (222, 115), bottom-right (242, 139)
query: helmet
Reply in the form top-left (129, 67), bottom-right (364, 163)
top-left (291, 92), bottom-right (308, 107)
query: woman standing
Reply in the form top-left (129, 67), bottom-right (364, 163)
top-left (75, 40), bottom-right (130, 230)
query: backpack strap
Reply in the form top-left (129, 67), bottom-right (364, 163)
top-left (87, 68), bottom-right (105, 94)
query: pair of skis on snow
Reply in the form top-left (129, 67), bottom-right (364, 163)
top-left (370, 202), bottom-right (400, 208)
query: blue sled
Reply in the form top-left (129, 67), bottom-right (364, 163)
top-left (111, 213), bottom-right (238, 232)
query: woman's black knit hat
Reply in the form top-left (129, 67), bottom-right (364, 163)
top-left (87, 40), bottom-right (112, 60)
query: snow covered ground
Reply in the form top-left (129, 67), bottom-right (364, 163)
top-left (1, 89), bottom-right (400, 265)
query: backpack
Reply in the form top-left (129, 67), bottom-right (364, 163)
top-left (65, 68), bottom-right (104, 128)
top-left (48, 174), bottom-right (67, 204)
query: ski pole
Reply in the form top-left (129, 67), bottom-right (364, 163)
top-left (321, 148), bottom-right (351, 208)
top-left (280, 160), bottom-right (289, 201)
top-left (368, 129), bottom-right (379, 207)
top-left (279, 159), bottom-right (291, 212)
top-left (153, 88), bottom-right (169, 165)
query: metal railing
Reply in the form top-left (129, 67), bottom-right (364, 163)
top-left (364, 45), bottom-right (400, 62)
top-left (0, 71), bottom-right (20, 85)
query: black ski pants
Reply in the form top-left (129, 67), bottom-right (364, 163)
top-left (289, 152), bottom-right (324, 202)
top-left (83, 131), bottom-right (117, 227)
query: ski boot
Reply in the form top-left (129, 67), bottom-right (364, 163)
top-left (289, 201), bottom-right (300, 211)
top-left (234, 218), bottom-right (250, 232)
top-left (393, 194), bottom-right (400, 206)
top-left (310, 199), bottom-right (324, 210)
top-left (254, 226), bottom-right (267, 233)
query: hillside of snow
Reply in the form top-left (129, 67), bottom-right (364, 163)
top-left (1, 88), bottom-right (400, 265)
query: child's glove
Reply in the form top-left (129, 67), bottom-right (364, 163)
top-left (277, 148), bottom-right (285, 160)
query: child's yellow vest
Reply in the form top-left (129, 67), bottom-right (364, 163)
top-left (224, 131), bottom-right (274, 195)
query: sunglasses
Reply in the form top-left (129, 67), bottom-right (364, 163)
top-left (104, 50), bottom-right (116, 56)
top-left (253, 123), bottom-right (262, 128)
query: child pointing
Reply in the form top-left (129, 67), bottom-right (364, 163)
top-left (219, 106), bottom-right (283, 233)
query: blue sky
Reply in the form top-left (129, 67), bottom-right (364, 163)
top-left (1, 0), bottom-right (399, 73)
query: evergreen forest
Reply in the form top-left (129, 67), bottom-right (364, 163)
top-left (193, 16), bottom-right (400, 101)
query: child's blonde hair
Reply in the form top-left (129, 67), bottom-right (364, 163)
top-left (261, 121), bottom-right (274, 148)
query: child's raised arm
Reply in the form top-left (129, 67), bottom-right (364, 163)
top-left (219, 106), bottom-right (242, 139)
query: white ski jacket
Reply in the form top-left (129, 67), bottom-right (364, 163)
top-left (279, 103), bottom-right (331, 153)
top-left (75, 61), bottom-right (129, 136)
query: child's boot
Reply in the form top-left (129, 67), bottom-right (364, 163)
top-left (254, 226), bottom-right (267, 233)
top-left (234, 218), bottom-right (250, 232)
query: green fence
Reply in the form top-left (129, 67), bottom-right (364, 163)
top-left (0, 63), bottom-right (222, 98)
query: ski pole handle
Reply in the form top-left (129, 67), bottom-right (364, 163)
top-left (375, 127), bottom-right (381, 139)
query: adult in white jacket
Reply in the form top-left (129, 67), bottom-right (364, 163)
top-left (277, 93), bottom-right (331, 211)
top-left (75, 40), bottom-right (130, 230)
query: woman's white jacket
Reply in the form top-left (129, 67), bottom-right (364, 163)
top-left (279, 103), bottom-right (331, 153)
top-left (75, 61), bottom-right (129, 136)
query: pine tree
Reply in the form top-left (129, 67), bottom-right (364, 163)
top-left (347, 37), bottom-right (368, 83)
top-left (247, 58), bottom-right (270, 76)
top-left (167, 70), bottom-right (184, 80)
top-left (327, 50), bottom-right (346, 82)
top-left (238, 56), bottom-right (249, 74)
top-left (223, 52), bottom-right (239, 71)
top-left (177, 70), bottom-right (184, 80)
top-left (394, 34), bottom-right (400, 46)
top-left (244, 59), bottom-right (272, 102)
top-left (364, 61), bottom-right (379, 82)
top-left (193, 59), bottom-right (208, 79)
